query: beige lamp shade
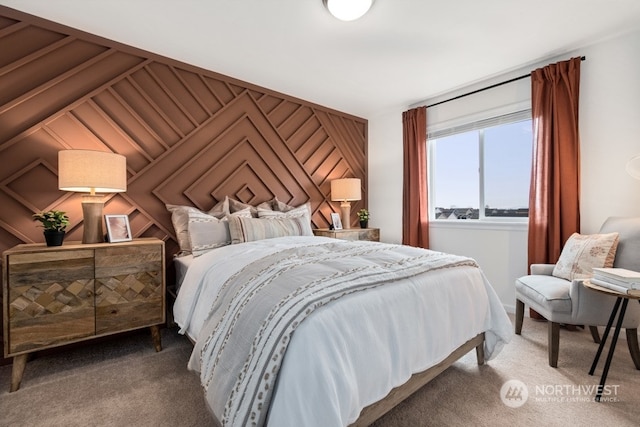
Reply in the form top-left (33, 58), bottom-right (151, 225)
top-left (331, 178), bottom-right (362, 202)
top-left (58, 150), bottom-right (127, 244)
top-left (58, 150), bottom-right (127, 194)
top-left (331, 178), bottom-right (361, 229)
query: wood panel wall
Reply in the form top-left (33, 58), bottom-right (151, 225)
top-left (0, 6), bottom-right (367, 361)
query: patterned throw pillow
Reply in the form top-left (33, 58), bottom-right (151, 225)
top-left (227, 215), bottom-right (313, 244)
top-left (552, 232), bottom-right (620, 281)
top-left (166, 200), bottom-right (228, 255)
top-left (187, 211), bottom-right (232, 257)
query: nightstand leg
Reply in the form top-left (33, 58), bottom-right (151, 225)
top-left (10, 354), bottom-right (28, 392)
top-left (150, 325), bottom-right (162, 352)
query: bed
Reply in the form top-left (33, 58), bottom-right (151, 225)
top-left (171, 203), bottom-right (512, 426)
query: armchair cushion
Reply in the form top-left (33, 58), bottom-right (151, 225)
top-left (515, 275), bottom-right (572, 313)
top-left (551, 232), bottom-right (619, 281)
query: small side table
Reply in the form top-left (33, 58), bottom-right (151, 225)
top-left (584, 280), bottom-right (640, 401)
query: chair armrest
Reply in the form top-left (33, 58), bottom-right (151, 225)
top-left (568, 278), bottom-right (632, 325)
top-left (530, 264), bottom-right (556, 276)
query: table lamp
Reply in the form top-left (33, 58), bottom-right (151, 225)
top-left (331, 178), bottom-right (361, 229)
top-left (58, 150), bottom-right (127, 243)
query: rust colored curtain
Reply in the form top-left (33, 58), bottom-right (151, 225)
top-left (402, 106), bottom-right (429, 248)
top-left (528, 57), bottom-right (581, 267)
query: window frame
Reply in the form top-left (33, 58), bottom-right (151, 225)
top-left (427, 110), bottom-right (532, 222)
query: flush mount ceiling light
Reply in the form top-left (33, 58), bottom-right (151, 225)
top-left (323, 0), bottom-right (374, 21)
top-left (626, 154), bottom-right (640, 180)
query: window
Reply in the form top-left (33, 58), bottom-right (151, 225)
top-left (428, 112), bottom-right (532, 220)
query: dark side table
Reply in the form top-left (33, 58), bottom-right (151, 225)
top-left (584, 280), bottom-right (640, 401)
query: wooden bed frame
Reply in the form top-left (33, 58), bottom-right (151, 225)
top-left (191, 332), bottom-right (485, 427)
top-left (351, 333), bottom-right (485, 426)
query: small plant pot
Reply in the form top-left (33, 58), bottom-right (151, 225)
top-left (359, 221), bottom-right (368, 229)
top-left (44, 230), bottom-right (65, 247)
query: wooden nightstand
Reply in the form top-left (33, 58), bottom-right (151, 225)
top-left (2, 238), bottom-right (165, 392)
top-left (313, 228), bottom-right (380, 242)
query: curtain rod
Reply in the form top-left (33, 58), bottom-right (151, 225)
top-left (426, 56), bottom-right (586, 109)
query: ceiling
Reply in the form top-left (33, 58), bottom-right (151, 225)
top-left (2, 0), bottom-right (640, 118)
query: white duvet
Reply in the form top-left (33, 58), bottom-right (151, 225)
top-left (174, 236), bottom-right (513, 426)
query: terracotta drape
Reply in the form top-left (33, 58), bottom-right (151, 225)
top-left (402, 106), bottom-right (429, 248)
top-left (528, 57), bottom-right (581, 267)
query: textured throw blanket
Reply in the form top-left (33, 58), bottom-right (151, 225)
top-left (191, 240), bottom-right (478, 426)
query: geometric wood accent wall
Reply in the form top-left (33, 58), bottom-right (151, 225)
top-left (0, 6), bottom-right (367, 360)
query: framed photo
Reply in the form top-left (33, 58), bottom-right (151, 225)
top-left (105, 214), bottom-right (132, 243)
top-left (330, 212), bottom-right (343, 230)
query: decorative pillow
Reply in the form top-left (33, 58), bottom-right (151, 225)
top-left (208, 197), bottom-right (230, 217)
top-left (166, 200), bottom-right (229, 255)
top-left (228, 215), bottom-right (313, 244)
top-left (257, 203), bottom-right (310, 219)
top-left (187, 211), bottom-right (232, 257)
top-left (552, 232), bottom-right (620, 281)
top-left (273, 197), bottom-right (310, 213)
top-left (256, 200), bottom-right (276, 211)
top-left (229, 207), bottom-right (254, 218)
top-left (228, 197), bottom-right (258, 217)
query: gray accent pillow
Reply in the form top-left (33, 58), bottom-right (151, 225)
top-left (188, 211), bottom-right (231, 257)
top-left (228, 215), bottom-right (313, 244)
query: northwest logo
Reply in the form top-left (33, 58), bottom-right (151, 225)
top-left (500, 379), bottom-right (528, 408)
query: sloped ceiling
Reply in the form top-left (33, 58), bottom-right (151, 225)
top-left (1, 0), bottom-right (640, 118)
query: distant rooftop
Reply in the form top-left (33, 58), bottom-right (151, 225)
top-left (435, 207), bottom-right (528, 220)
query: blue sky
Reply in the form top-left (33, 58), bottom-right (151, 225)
top-left (432, 120), bottom-right (532, 210)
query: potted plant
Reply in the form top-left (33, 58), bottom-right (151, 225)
top-left (357, 208), bottom-right (369, 229)
top-left (33, 210), bottom-right (70, 246)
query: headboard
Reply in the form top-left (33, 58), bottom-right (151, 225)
top-left (0, 6), bottom-right (367, 361)
top-left (0, 6), bottom-right (368, 262)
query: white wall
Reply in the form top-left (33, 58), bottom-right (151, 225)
top-left (368, 29), bottom-right (640, 310)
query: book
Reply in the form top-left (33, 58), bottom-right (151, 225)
top-left (590, 278), bottom-right (640, 297)
top-left (592, 267), bottom-right (640, 289)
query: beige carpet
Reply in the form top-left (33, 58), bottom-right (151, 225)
top-left (1, 315), bottom-right (639, 426)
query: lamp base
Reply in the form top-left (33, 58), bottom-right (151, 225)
top-left (81, 195), bottom-right (105, 244)
top-left (340, 201), bottom-right (351, 229)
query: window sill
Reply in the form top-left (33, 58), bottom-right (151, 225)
top-left (430, 220), bottom-right (528, 232)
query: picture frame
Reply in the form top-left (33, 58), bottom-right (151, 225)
top-left (105, 214), bottom-right (132, 243)
top-left (330, 212), bottom-right (343, 230)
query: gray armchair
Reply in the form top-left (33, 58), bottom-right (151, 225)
top-left (515, 217), bottom-right (640, 367)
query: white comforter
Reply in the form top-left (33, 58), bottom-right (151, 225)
top-left (174, 236), bottom-right (512, 426)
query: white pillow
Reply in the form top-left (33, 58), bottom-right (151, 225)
top-left (228, 215), bottom-right (313, 244)
top-left (166, 201), bottom-right (227, 255)
top-left (228, 197), bottom-right (258, 217)
top-left (230, 207), bottom-right (254, 218)
top-left (257, 203), bottom-right (310, 219)
top-left (187, 211), bottom-right (232, 257)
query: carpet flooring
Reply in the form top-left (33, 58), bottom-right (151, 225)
top-left (0, 315), bottom-right (639, 426)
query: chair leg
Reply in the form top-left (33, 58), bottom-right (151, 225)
top-left (548, 321), bottom-right (560, 368)
top-left (515, 299), bottom-right (524, 335)
top-left (589, 325), bottom-right (601, 344)
top-left (626, 328), bottom-right (640, 370)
